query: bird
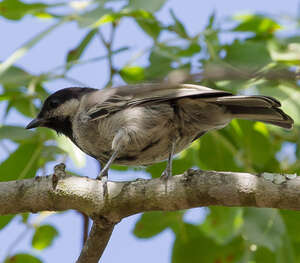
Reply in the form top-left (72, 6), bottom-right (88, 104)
top-left (26, 83), bottom-right (293, 181)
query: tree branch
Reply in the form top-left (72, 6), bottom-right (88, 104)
top-left (1, 168), bottom-right (299, 262)
top-left (76, 220), bottom-right (115, 263)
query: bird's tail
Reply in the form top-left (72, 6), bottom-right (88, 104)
top-left (214, 95), bottom-right (294, 129)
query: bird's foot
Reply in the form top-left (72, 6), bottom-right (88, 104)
top-left (161, 168), bottom-right (172, 180)
top-left (97, 170), bottom-right (108, 198)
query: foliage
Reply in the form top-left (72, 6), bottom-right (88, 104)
top-left (0, 0), bottom-right (300, 262)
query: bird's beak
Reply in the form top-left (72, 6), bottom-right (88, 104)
top-left (26, 118), bottom-right (44, 129)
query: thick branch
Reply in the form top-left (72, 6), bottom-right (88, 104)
top-left (1, 170), bottom-right (300, 220)
top-left (1, 169), bottom-right (299, 263)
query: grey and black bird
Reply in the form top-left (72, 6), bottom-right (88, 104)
top-left (26, 83), bottom-right (294, 179)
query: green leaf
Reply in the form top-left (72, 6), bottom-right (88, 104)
top-left (145, 48), bottom-right (173, 80)
top-left (231, 120), bottom-right (273, 169)
top-left (234, 14), bottom-right (281, 36)
top-left (172, 223), bottom-right (244, 263)
top-left (2, 91), bottom-right (38, 118)
top-left (224, 40), bottom-right (272, 71)
top-left (40, 145), bottom-right (65, 161)
top-left (0, 142), bottom-right (43, 182)
top-left (0, 215), bottom-right (15, 230)
top-left (168, 9), bottom-right (189, 38)
top-left (135, 15), bottom-right (162, 39)
top-left (0, 65), bottom-right (32, 88)
top-left (175, 42), bottom-right (201, 57)
top-left (260, 84), bottom-right (300, 125)
top-left (128, 0), bottom-right (167, 12)
top-left (66, 29), bottom-right (98, 70)
top-left (56, 136), bottom-right (86, 168)
top-left (281, 210), bottom-right (300, 242)
top-left (0, 125), bottom-right (34, 142)
top-left (32, 224), bottom-right (59, 250)
top-left (241, 208), bottom-right (285, 251)
top-left (197, 131), bottom-right (240, 171)
top-left (200, 207), bottom-right (243, 244)
top-left (0, 0), bottom-right (49, 20)
top-left (120, 66), bottom-right (145, 83)
top-left (270, 42), bottom-right (300, 65)
top-left (5, 253), bottom-right (42, 263)
top-left (134, 211), bottom-right (183, 238)
top-left (77, 5), bottom-right (112, 28)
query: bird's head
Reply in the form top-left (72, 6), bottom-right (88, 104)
top-left (26, 87), bottom-right (95, 137)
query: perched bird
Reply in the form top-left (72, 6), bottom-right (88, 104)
top-left (26, 83), bottom-right (293, 180)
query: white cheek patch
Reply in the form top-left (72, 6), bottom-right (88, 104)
top-left (53, 99), bottom-right (80, 118)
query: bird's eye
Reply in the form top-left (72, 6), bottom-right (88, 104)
top-left (49, 99), bottom-right (59, 108)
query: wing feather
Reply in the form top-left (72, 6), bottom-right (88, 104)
top-left (86, 83), bottom-right (232, 120)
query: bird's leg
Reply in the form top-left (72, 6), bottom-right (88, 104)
top-left (97, 150), bottom-right (119, 180)
top-left (98, 151), bottom-right (119, 197)
top-left (161, 140), bottom-right (176, 179)
top-left (97, 128), bottom-right (128, 181)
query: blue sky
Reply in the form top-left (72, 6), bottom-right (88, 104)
top-left (0, 0), bottom-right (299, 262)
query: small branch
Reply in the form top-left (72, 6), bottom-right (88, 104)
top-left (76, 220), bottom-right (115, 263)
top-left (98, 23), bottom-right (117, 88)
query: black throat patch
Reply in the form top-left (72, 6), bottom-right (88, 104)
top-left (45, 117), bottom-right (74, 140)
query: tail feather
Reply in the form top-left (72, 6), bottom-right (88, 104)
top-left (212, 95), bottom-right (294, 129)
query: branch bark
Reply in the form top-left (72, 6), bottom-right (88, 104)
top-left (76, 220), bottom-right (115, 263)
top-left (0, 168), bottom-right (299, 262)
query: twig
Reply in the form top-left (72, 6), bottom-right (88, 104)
top-left (98, 23), bottom-right (117, 88)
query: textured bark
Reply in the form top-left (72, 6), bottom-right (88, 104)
top-left (76, 221), bottom-right (115, 263)
top-left (0, 168), bottom-right (299, 262)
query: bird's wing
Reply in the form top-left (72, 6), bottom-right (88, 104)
top-left (85, 83), bottom-right (232, 120)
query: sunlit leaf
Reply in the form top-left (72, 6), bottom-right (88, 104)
top-left (270, 42), bottom-right (300, 65)
top-left (5, 254), bottom-right (42, 263)
top-left (32, 224), bottom-right (59, 250)
top-left (56, 136), bottom-right (86, 168)
top-left (0, 0), bottom-right (49, 20)
top-left (234, 14), bottom-right (281, 36)
top-left (77, 5), bottom-right (112, 28)
top-left (120, 66), bottom-right (145, 83)
top-left (0, 215), bottom-right (15, 230)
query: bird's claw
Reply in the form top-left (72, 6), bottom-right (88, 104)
top-left (161, 169), bottom-right (171, 180)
